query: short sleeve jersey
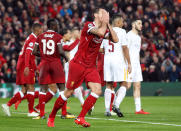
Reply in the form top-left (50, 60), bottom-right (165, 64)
top-left (73, 21), bottom-right (105, 68)
top-left (35, 30), bottom-right (62, 62)
top-left (126, 31), bottom-right (141, 64)
top-left (18, 33), bottom-right (37, 69)
top-left (101, 27), bottom-right (127, 61)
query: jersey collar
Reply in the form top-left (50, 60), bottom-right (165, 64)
top-left (31, 33), bottom-right (37, 38)
top-left (47, 30), bottom-right (55, 32)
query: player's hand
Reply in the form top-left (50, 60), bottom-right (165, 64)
top-left (24, 67), bottom-right (29, 76)
top-left (101, 10), bottom-right (109, 24)
top-left (35, 69), bottom-right (39, 77)
top-left (128, 64), bottom-right (132, 74)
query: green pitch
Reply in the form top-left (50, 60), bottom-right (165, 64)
top-left (0, 96), bottom-right (181, 131)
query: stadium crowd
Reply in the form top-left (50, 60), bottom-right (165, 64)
top-left (0, 0), bottom-right (181, 83)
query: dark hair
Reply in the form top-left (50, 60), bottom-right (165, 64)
top-left (93, 7), bottom-right (100, 14)
top-left (71, 26), bottom-right (79, 32)
top-left (111, 14), bottom-right (122, 24)
top-left (47, 19), bottom-right (58, 29)
top-left (61, 28), bottom-right (70, 36)
top-left (32, 23), bottom-right (41, 31)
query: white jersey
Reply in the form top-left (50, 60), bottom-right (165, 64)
top-left (127, 31), bottom-right (143, 82)
top-left (102, 27), bottom-right (128, 82)
top-left (127, 31), bottom-right (141, 65)
top-left (102, 27), bottom-right (127, 58)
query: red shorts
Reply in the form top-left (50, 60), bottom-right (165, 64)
top-left (98, 68), bottom-right (106, 87)
top-left (39, 60), bottom-right (65, 84)
top-left (16, 63), bottom-right (35, 85)
top-left (66, 60), bottom-right (101, 90)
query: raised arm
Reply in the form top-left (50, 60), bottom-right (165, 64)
top-left (89, 23), bottom-right (107, 38)
top-left (88, 9), bottom-right (109, 37)
top-left (106, 24), bottom-right (119, 43)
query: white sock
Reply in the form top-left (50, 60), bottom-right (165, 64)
top-left (60, 91), bottom-right (67, 101)
top-left (114, 86), bottom-right (127, 108)
top-left (18, 91), bottom-right (24, 98)
top-left (104, 88), bottom-right (112, 112)
top-left (74, 87), bottom-right (84, 105)
top-left (134, 97), bottom-right (141, 112)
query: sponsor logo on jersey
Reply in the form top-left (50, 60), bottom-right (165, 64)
top-left (44, 34), bottom-right (54, 38)
top-left (93, 37), bottom-right (103, 44)
top-left (29, 42), bottom-right (33, 47)
top-left (71, 81), bottom-right (74, 87)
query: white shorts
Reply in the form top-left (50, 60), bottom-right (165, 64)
top-left (64, 62), bottom-right (69, 82)
top-left (127, 63), bottom-right (143, 82)
top-left (104, 55), bottom-right (128, 82)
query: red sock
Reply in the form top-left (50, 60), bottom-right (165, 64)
top-left (34, 91), bottom-right (39, 99)
top-left (35, 91), bottom-right (53, 110)
top-left (110, 93), bottom-right (115, 112)
top-left (39, 93), bottom-right (46, 117)
top-left (49, 95), bottom-right (65, 118)
top-left (61, 101), bottom-right (67, 116)
top-left (45, 91), bottom-right (54, 103)
top-left (7, 91), bottom-right (23, 106)
top-left (26, 92), bottom-right (35, 113)
top-left (78, 94), bottom-right (97, 118)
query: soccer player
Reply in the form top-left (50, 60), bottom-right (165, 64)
top-left (117, 19), bottom-right (150, 114)
top-left (101, 15), bottom-right (131, 117)
top-left (47, 8), bottom-right (118, 127)
top-left (32, 19), bottom-right (71, 119)
top-left (62, 27), bottom-right (85, 106)
top-left (1, 23), bottom-right (42, 117)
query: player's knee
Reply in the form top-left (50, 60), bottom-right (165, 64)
top-left (93, 86), bottom-right (102, 96)
top-left (134, 85), bottom-right (141, 90)
top-left (64, 89), bottom-right (74, 98)
top-left (96, 88), bottom-right (102, 96)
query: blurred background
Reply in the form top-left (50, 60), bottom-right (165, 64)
top-left (0, 0), bottom-right (181, 97)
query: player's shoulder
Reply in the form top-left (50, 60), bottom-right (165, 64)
top-left (126, 31), bottom-right (133, 36)
top-left (113, 27), bottom-right (126, 34)
top-left (84, 21), bottom-right (94, 29)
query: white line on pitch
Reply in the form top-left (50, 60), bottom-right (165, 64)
top-left (12, 112), bottom-right (181, 127)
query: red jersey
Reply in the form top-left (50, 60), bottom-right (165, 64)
top-left (73, 21), bottom-right (105, 68)
top-left (17, 33), bottom-right (37, 70)
top-left (35, 30), bottom-right (62, 62)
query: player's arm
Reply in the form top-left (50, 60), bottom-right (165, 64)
top-left (105, 24), bottom-right (119, 43)
top-left (88, 9), bottom-right (109, 37)
top-left (89, 23), bottom-right (107, 38)
top-left (99, 40), bottom-right (105, 53)
top-left (63, 39), bottom-right (79, 51)
top-left (24, 48), bottom-right (32, 76)
top-left (32, 43), bottom-right (40, 57)
top-left (122, 45), bottom-right (131, 73)
top-left (58, 44), bottom-right (69, 62)
top-left (123, 32), bottom-right (131, 73)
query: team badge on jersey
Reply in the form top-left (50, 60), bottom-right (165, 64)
top-left (29, 42), bottom-right (33, 47)
top-left (71, 81), bottom-right (74, 87)
top-left (88, 23), bottom-right (93, 28)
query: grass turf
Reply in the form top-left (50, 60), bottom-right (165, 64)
top-left (0, 96), bottom-right (181, 131)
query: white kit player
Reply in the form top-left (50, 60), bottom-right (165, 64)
top-left (62, 27), bottom-right (85, 107)
top-left (101, 15), bottom-right (131, 117)
top-left (118, 19), bottom-right (150, 114)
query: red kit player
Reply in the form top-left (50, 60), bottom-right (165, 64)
top-left (47, 8), bottom-right (118, 127)
top-left (1, 23), bottom-right (42, 117)
top-left (32, 19), bottom-right (73, 119)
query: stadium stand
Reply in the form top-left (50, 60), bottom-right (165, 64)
top-left (0, 0), bottom-right (181, 83)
